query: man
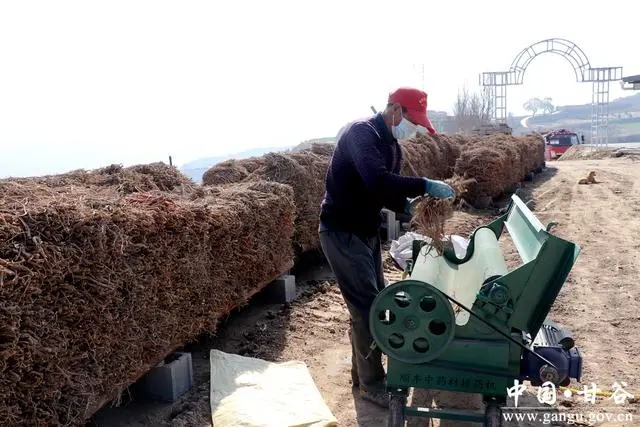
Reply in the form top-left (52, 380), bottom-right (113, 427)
top-left (318, 87), bottom-right (455, 407)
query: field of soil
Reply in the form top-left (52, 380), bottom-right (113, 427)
top-left (90, 156), bottom-right (640, 427)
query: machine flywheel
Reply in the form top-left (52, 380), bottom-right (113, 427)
top-left (369, 280), bottom-right (456, 364)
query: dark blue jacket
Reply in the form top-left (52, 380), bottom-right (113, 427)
top-left (319, 113), bottom-right (426, 237)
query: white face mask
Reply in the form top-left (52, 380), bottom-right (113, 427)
top-left (391, 111), bottom-right (425, 140)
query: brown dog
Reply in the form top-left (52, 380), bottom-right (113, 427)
top-left (578, 171), bottom-right (597, 185)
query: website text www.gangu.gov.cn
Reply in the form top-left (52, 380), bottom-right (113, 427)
top-left (502, 410), bottom-right (634, 425)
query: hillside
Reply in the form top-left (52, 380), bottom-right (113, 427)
top-left (507, 93), bottom-right (640, 141)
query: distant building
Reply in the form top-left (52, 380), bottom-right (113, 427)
top-left (428, 110), bottom-right (457, 134)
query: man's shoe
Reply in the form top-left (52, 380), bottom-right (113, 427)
top-left (359, 386), bottom-right (390, 408)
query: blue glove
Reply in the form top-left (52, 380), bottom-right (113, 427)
top-left (424, 178), bottom-right (455, 200)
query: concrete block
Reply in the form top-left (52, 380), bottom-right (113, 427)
top-left (266, 274), bottom-right (296, 303)
top-left (383, 209), bottom-right (396, 227)
top-left (381, 209), bottom-right (397, 242)
top-left (379, 225), bottom-right (389, 242)
top-left (140, 352), bottom-right (193, 402)
top-left (387, 219), bottom-right (400, 241)
top-left (393, 220), bottom-right (401, 240)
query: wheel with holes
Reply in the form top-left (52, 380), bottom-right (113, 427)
top-left (369, 280), bottom-right (456, 364)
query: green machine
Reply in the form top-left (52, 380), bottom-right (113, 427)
top-left (369, 194), bottom-right (583, 426)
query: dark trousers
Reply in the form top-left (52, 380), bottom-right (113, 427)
top-left (319, 229), bottom-right (386, 388)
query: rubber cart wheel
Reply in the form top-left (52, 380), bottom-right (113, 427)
top-left (484, 403), bottom-right (503, 427)
top-left (386, 395), bottom-right (406, 427)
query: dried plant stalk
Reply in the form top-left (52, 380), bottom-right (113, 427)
top-left (410, 175), bottom-right (476, 256)
top-left (203, 143), bottom-right (335, 254)
top-left (411, 197), bottom-right (454, 255)
top-left (0, 178), bottom-right (296, 426)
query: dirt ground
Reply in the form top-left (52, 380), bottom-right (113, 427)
top-left (89, 156), bottom-right (640, 427)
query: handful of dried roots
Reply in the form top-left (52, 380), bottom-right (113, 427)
top-left (410, 175), bottom-right (475, 256)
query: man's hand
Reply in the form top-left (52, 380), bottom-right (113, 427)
top-left (424, 178), bottom-right (455, 200)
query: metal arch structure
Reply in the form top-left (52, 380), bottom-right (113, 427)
top-left (508, 39), bottom-right (591, 85)
top-left (479, 38), bottom-right (623, 147)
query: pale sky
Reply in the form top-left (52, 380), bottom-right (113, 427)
top-left (1, 0), bottom-right (639, 177)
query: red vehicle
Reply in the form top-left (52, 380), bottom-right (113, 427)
top-left (543, 129), bottom-right (585, 160)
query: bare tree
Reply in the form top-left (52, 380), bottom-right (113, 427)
top-left (452, 85), bottom-right (493, 134)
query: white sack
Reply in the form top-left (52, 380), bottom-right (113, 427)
top-left (209, 349), bottom-right (337, 427)
top-left (389, 232), bottom-right (470, 270)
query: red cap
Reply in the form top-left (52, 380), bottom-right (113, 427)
top-left (388, 87), bottom-right (436, 134)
